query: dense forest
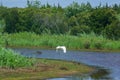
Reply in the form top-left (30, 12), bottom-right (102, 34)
top-left (0, 0), bottom-right (120, 40)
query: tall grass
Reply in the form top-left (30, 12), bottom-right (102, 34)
top-left (1, 32), bottom-right (120, 51)
top-left (0, 47), bottom-right (34, 69)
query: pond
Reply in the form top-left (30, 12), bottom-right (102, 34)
top-left (12, 48), bottom-right (120, 80)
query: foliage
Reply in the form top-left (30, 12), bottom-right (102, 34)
top-left (0, 19), bottom-right (5, 33)
top-left (4, 8), bottom-right (20, 33)
top-left (27, 0), bottom-right (41, 8)
top-left (0, 1), bottom-right (120, 40)
top-left (70, 25), bottom-right (90, 35)
top-left (104, 20), bottom-right (120, 40)
top-left (88, 8), bottom-right (117, 34)
top-left (113, 4), bottom-right (120, 13)
top-left (65, 2), bottom-right (92, 17)
top-left (0, 47), bottom-right (34, 69)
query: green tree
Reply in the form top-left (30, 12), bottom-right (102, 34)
top-left (0, 6), bottom-right (7, 33)
top-left (112, 4), bottom-right (120, 13)
top-left (76, 11), bottom-right (91, 26)
top-left (0, 19), bottom-right (5, 33)
top-left (4, 8), bottom-right (20, 33)
top-left (68, 16), bottom-right (78, 27)
top-left (31, 12), bottom-right (46, 34)
top-left (52, 13), bottom-right (68, 34)
top-left (104, 20), bottom-right (120, 40)
top-left (88, 8), bottom-right (117, 34)
top-left (27, 0), bottom-right (41, 8)
top-left (65, 2), bottom-right (92, 17)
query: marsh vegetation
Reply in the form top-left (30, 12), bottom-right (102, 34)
top-left (0, 32), bottom-right (120, 51)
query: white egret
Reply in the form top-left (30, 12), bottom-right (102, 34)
top-left (56, 46), bottom-right (66, 53)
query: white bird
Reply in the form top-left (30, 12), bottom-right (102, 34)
top-left (56, 46), bottom-right (66, 53)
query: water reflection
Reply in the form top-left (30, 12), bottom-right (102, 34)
top-left (90, 68), bottom-right (112, 80)
top-left (12, 48), bottom-right (120, 80)
top-left (47, 68), bottom-right (111, 80)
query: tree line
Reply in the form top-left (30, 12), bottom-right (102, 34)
top-left (0, 0), bottom-right (120, 40)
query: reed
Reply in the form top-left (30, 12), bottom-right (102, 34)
top-left (0, 32), bottom-right (120, 51)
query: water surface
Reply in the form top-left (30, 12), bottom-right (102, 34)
top-left (13, 48), bottom-right (120, 80)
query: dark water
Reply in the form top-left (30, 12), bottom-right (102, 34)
top-left (12, 48), bottom-right (120, 80)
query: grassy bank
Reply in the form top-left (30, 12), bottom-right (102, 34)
top-left (0, 59), bottom-right (94, 80)
top-left (0, 32), bottom-right (120, 51)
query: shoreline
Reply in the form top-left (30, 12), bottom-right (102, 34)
top-left (0, 58), bottom-right (96, 80)
top-left (8, 45), bottom-right (120, 53)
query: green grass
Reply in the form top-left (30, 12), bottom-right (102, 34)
top-left (0, 47), bottom-right (35, 69)
top-left (0, 32), bottom-right (120, 51)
